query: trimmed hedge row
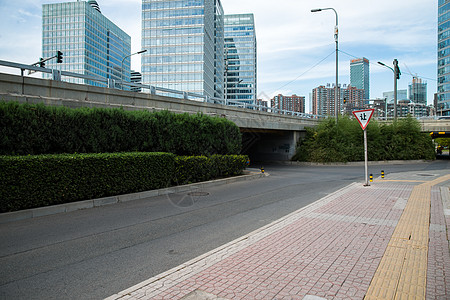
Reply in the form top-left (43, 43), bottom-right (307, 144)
top-left (0, 153), bottom-right (249, 213)
top-left (174, 155), bottom-right (249, 185)
top-left (0, 101), bottom-right (242, 156)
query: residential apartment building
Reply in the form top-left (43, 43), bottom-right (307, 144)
top-left (350, 58), bottom-right (370, 100)
top-left (224, 14), bottom-right (257, 105)
top-left (271, 94), bottom-right (305, 113)
top-left (342, 85), bottom-right (366, 114)
top-left (312, 85), bottom-right (336, 116)
top-left (438, 0), bottom-right (450, 115)
top-left (312, 84), bottom-right (365, 115)
top-left (42, 0), bottom-right (131, 86)
top-left (141, 0), bottom-right (224, 99)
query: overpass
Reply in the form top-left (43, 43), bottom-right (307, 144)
top-left (0, 70), bottom-right (449, 160)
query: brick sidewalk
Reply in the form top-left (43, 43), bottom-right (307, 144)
top-left (106, 174), bottom-right (450, 300)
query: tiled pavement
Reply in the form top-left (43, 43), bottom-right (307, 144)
top-left (106, 171), bottom-right (450, 300)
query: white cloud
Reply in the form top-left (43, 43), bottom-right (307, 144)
top-left (0, 0), bottom-right (438, 103)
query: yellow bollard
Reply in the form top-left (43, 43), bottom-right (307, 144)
top-left (381, 170), bottom-right (385, 179)
top-left (261, 167), bottom-right (264, 174)
top-left (370, 174), bottom-right (373, 182)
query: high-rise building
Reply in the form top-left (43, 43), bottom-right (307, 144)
top-left (383, 90), bottom-right (408, 104)
top-left (271, 94), bottom-right (305, 113)
top-left (130, 70), bottom-right (142, 92)
top-left (312, 84), bottom-right (364, 115)
top-left (350, 58), bottom-right (369, 100)
top-left (409, 77), bottom-right (427, 105)
top-left (141, 0), bottom-right (224, 99)
top-left (438, 0), bottom-right (450, 115)
top-left (342, 85), bottom-right (365, 114)
top-left (312, 85), bottom-right (337, 116)
top-left (42, 1), bottom-right (131, 87)
top-left (224, 14), bottom-right (257, 105)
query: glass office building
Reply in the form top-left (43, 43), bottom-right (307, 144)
top-left (42, 1), bottom-right (131, 87)
top-left (224, 14), bottom-right (257, 105)
top-left (438, 0), bottom-right (450, 115)
top-left (141, 0), bottom-right (224, 99)
top-left (350, 57), bottom-right (369, 100)
top-left (409, 77), bottom-right (427, 105)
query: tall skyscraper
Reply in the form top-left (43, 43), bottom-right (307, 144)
top-left (350, 58), bottom-right (369, 100)
top-left (438, 0), bottom-right (450, 115)
top-left (224, 14), bottom-right (257, 105)
top-left (42, 1), bottom-right (131, 86)
top-left (408, 77), bottom-right (427, 105)
top-left (141, 0), bottom-right (224, 99)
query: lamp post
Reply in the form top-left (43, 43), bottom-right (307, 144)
top-left (312, 7), bottom-right (339, 123)
top-left (121, 49), bottom-right (147, 90)
top-left (378, 60), bottom-right (401, 121)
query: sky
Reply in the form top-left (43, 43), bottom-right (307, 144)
top-left (0, 0), bottom-right (438, 112)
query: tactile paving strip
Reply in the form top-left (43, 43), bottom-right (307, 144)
top-left (365, 175), bottom-right (450, 300)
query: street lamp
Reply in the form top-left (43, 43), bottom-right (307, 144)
top-left (311, 7), bottom-right (339, 123)
top-left (378, 60), bottom-right (401, 121)
top-left (121, 49), bottom-right (147, 90)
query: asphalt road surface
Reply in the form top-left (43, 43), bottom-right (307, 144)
top-left (0, 161), bottom-right (449, 300)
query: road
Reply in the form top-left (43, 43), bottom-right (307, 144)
top-left (0, 160), bottom-right (449, 300)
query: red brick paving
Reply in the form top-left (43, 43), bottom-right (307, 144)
top-left (106, 177), bottom-right (450, 300)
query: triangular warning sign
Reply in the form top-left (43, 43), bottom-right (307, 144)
top-left (352, 109), bottom-right (375, 130)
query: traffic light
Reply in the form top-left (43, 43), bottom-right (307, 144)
top-left (57, 51), bottom-right (63, 63)
top-left (39, 58), bottom-right (45, 68)
top-left (343, 98), bottom-right (347, 104)
top-left (393, 59), bottom-right (401, 79)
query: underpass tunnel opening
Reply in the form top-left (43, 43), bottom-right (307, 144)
top-left (240, 128), bottom-right (305, 163)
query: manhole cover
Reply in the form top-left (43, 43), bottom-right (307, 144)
top-left (187, 191), bottom-right (210, 197)
top-left (417, 173), bottom-right (435, 177)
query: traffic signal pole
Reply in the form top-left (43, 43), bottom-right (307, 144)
top-left (31, 51), bottom-right (63, 68)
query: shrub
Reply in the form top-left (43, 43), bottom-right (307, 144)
top-left (0, 153), bottom-right (249, 213)
top-left (293, 116), bottom-right (435, 163)
top-left (0, 101), bottom-right (241, 156)
top-left (0, 152), bottom-right (175, 212)
top-left (174, 155), bottom-right (249, 185)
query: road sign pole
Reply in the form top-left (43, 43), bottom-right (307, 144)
top-left (352, 109), bottom-right (374, 187)
top-left (364, 128), bottom-right (369, 186)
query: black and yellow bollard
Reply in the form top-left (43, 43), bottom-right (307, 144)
top-left (261, 167), bottom-right (264, 174)
top-left (381, 170), bottom-right (385, 179)
top-left (369, 174), bottom-right (373, 182)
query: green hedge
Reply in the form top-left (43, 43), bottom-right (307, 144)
top-left (0, 102), bottom-right (241, 156)
top-left (174, 155), bottom-right (249, 185)
top-left (0, 153), bottom-right (248, 213)
top-left (293, 116), bottom-right (435, 163)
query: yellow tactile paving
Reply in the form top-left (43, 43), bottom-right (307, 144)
top-left (365, 174), bottom-right (450, 300)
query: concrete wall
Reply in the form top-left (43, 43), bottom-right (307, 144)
top-left (0, 72), bottom-right (318, 132)
top-left (1, 72), bottom-right (448, 160)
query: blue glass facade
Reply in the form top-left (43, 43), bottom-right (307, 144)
top-left (438, 0), bottom-right (450, 115)
top-left (141, 0), bottom-right (224, 98)
top-left (42, 1), bottom-right (131, 86)
top-left (350, 58), bottom-right (369, 100)
top-left (224, 14), bottom-right (257, 105)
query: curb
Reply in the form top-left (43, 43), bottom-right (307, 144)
top-left (0, 171), bottom-right (267, 224)
top-left (276, 160), bottom-right (431, 167)
top-left (104, 182), bottom-right (360, 300)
